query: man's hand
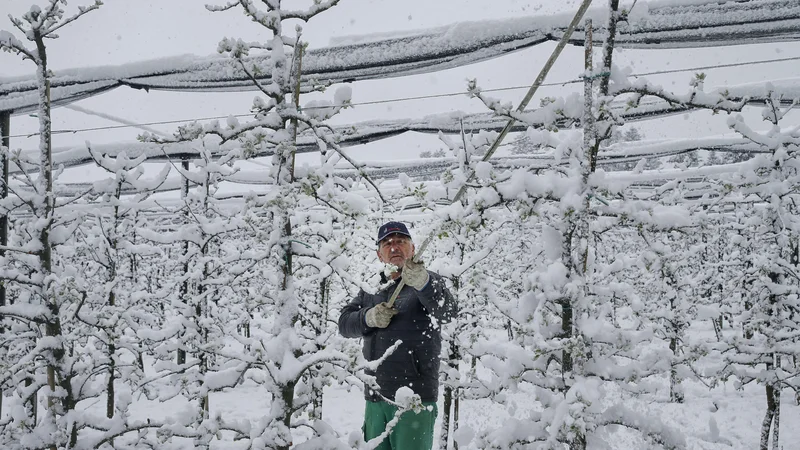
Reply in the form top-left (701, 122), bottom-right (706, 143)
top-left (366, 302), bottom-right (398, 328)
top-left (402, 259), bottom-right (429, 291)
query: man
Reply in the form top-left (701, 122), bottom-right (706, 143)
top-left (338, 221), bottom-right (456, 450)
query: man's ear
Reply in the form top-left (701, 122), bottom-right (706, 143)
top-left (376, 249), bottom-right (382, 262)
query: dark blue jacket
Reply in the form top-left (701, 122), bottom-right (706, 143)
top-left (338, 272), bottom-right (456, 402)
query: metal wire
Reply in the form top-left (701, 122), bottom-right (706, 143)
top-left (8, 55), bottom-right (800, 140)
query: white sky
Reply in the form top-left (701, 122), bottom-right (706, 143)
top-left (0, 0), bottom-right (576, 73)
top-left (1, 0), bottom-right (799, 184)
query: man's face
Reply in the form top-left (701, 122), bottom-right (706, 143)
top-left (377, 233), bottom-right (415, 268)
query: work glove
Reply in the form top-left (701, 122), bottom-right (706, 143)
top-left (365, 302), bottom-right (398, 328)
top-left (402, 259), bottom-right (430, 291)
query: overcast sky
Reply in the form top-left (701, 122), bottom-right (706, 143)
top-left (0, 0), bottom-right (581, 76)
top-left (1, 0), bottom-right (799, 184)
top-left (0, 1), bottom-right (582, 152)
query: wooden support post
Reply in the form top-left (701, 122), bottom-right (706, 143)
top-left (583, 19), bottom-right (594, 167)
top-left (0, 111), bottom-right (9, 419)
top-left (178, 158), bottom-right (189, 366)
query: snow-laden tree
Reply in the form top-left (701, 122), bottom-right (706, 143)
top-left (714, 91), bottom-right (800, 450)
top-left (448, 2), bottom-right (747, 448)
top-left (107, 1), bottom-right (395, 448)
top-left (420, 126), bottom-right (539, 449)
top-left (126, 141), bottom-right (258, 434)
top-left (636, 225), bottom-right (705, 404)
top-left (74, 148), bottom-right (170, 421)
top-left (0, 2), bottom-right (103, 448)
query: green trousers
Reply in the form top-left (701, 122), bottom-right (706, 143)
top-left (363, 400), bottom-right (438, 450)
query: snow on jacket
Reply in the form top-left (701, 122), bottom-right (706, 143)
top-left (338, 271), bottom-right (456, 402)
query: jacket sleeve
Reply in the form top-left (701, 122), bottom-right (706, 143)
top-left (416, 272), bottom-right (457, 324)
top-left (338, 290), bottom-right (372, 338)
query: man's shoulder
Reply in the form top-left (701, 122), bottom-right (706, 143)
top-left (426, 271), bottom-right (448, 283)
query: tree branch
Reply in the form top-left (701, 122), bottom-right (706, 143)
top-left (42, 1), bottom-right (104, 39)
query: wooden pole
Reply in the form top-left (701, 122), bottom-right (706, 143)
top-left (0, 111), bottom-right (9, 419)
top-left (178, 159), bottom-right (189, 366)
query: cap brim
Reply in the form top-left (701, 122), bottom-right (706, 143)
top-left (376, 231), bottom-right (412, 244)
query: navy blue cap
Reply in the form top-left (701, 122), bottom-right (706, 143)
top-left (376, 221), bottom-right (412, 244)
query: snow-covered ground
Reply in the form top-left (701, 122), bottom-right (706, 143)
top-left (80, 322), bottom-right (798, 449)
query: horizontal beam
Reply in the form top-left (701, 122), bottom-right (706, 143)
top-left (2, 0), bottom-right (798, 114)
top-left (10, 80), bottom-right (799, 174)
top-left (6, 136), bottom-right (766, 200)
